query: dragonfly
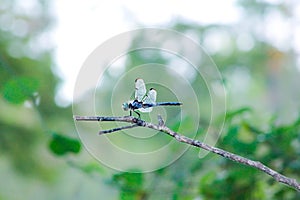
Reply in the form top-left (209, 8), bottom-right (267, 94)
top-left (122, 78), bottom-right (182, 118)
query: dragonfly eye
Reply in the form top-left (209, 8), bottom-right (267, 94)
top-left (122, 102), bottom-right (129, 111)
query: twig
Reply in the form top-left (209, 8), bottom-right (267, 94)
top-left (74, 115), bottom-right (300, 191)
top-left (99, 124), bottom-right (139, 134)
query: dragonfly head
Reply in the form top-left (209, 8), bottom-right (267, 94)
top-left (122, 102), bottom-right (129, 111)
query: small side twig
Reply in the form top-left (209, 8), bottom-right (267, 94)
top-left (99, 124), bottom-right (139, 134)
top-left (74, 115), bottom-right (300, 191)
top-left (157, 114), bottom-right (165, 126)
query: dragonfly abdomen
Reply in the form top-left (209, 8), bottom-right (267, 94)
top-left (142, 102), bottom-right (182, 108)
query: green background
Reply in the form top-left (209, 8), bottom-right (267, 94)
top-left (0, 0), bottom-right (299, 199)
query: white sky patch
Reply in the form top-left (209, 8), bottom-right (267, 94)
top-left (293, 3), bottom-right (300, 20)
top-left (264, 9), bottom-right (292, 51)
top-left (170, 0), bottom-right (241, 24)
top-left (122, 0), bottom-right (240, 25)
top-left (52, 0), bottom-right (129, 106)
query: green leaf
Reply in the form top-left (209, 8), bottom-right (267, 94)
top-left (2, 76), bottom-right (39, 104)
top-left (120, 190), bottom-right (136, 200)
top-left (225, 107), bottom-right (252, 121)
top-left (223, 125), bottom-right (239, 145)
top-left (112, 171), bottom-right (144, 190)
top-left (111, 171), bottom-right (145, 200)
top-left (49, 133), bottom-right (81, 156)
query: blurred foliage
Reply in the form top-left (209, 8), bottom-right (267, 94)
top-left (99, 0), bottom-right (300, 199)
top-left (105, 110), bottom-right (300, 200)
top-left (0, 0), bottom-right (81, 180)
top-left (1, 0), bottom-right (300, 200)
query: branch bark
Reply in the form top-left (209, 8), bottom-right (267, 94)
top-left (74, 115), bottom-right (300, 191)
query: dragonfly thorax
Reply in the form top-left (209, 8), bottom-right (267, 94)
top-left (122, 100), bottom-right (143, 111)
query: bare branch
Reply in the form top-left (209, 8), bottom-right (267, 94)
top-left (74, 115), bottom-right (300, 191)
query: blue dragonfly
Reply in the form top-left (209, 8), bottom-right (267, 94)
top-left (122, 78), bottom-right (182, 118)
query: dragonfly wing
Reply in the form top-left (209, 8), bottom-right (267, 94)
top-left (135, 78), bottom-right (146, 101)
top-left (139, 88), bottom-right (157, 113)
top-left (144, 88), bottom-right (157, 104)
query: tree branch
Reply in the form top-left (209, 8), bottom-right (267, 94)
top-left (74, 115), bottom-right (300, 191)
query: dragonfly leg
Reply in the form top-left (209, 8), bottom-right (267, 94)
top-left (129, 110), bottom-right (132, 116)
top-left (134, 110), bottom-right (141, 118)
